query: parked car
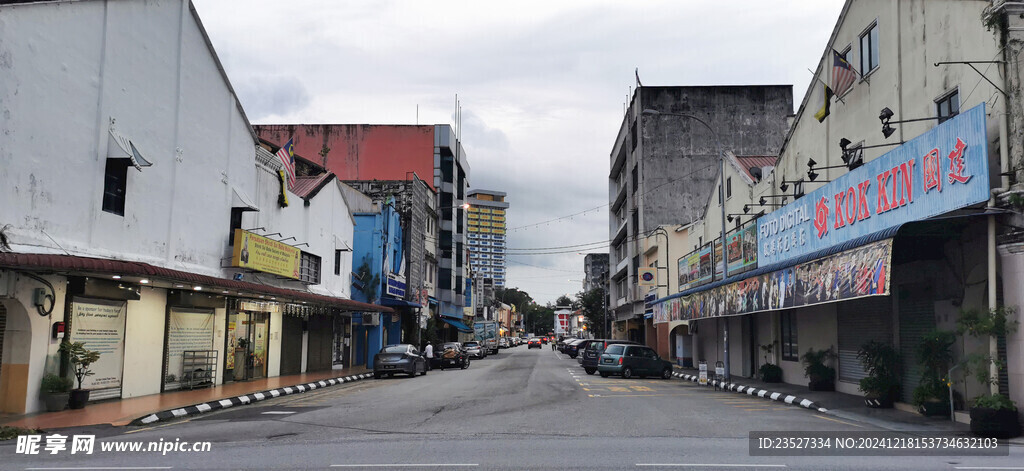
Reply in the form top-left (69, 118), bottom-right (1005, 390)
top-left (431, 342), bottom-right (470, 369)
top-left (559, 338), bottom-right (583, 354)
top-left (597, 344), bottom-right (673, 379)
top-left (373, 344), bottom-right (427, 378)
top-left (527, 337), bottom-right (542, 349)
top-left (463, 341), bottom-right (486, 359)
top-left (565, 339), bottom-right (593, 359)
top-left (498, 337), bottom-right (510, 349)
top-left (580, 339), bottom-right (639, 375)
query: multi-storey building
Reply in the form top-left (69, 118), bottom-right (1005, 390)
top-left (253, 125), bottom-right (472, 335)
top-left (583, 253), bottom-right (609, 293)
top-left (607, 86), bottom-right (793, 345)
top-left (466, 189), bottom-right (509, 288)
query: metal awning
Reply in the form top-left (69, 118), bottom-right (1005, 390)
top-left (380, 296), bottom-right (422, 309)
top-left (232, 187), bottom-right (259, 212)
top-left (108, 126), bottom-right (153, 170)
top-left (440, 317), bottom-right (473, 333)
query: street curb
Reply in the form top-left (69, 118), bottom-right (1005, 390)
top-left (131, 373), bottom-right (375, 426)
top-left (671, 370), bottom-right (828, 413)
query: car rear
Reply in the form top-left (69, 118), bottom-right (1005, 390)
top-left (595, 344), bottom-right (628, 376)
top-left (374, 345), bottom-right (419, 377)
top-left (581, 339), bottom-right (638, 374)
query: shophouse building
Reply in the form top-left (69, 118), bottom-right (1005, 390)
top-left (0, 0), bottom-right (387, 414)
top-left (608, 86), bottom-right (793, 345)
top-left (650, 0), bottom-right (1022, 421)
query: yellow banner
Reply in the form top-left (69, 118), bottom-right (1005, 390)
top-left (231, 229), bottom-right (301, 279)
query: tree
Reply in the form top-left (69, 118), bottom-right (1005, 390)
top-left (555, 294), bottom-right (573, 307)
top-left (494, 287), bottom-right (533, 309)
top-left (525, 305), bottom-right (554, 334)
top-left (575, 288), bottom-right (607, 338)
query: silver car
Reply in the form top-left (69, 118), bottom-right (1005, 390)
top-left (373, 344), bottom-right (427, 378)
top-left (463, 341), bottom-right (486, 359)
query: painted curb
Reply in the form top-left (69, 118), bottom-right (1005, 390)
top-left (131, 373), bottom-right (375, 426)
top-left (670, 370), bottom-right (828, 413)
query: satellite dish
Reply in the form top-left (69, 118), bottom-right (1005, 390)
top-left (749, 167), bottom-right (763, 182)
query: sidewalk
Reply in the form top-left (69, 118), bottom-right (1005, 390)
top-left (673, 366), bottom-right (971, 434)
top-left (0, 366), bottom-right (370, 429)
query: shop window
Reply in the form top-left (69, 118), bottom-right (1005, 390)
top-left (781, 311), bottom-right (798, 361)
top-left (936, 90), bottom-right (960, 124)
top-left (300, 252), bottom-right (321, 285)
top-left (102, 158), bottom-right (130, 216)
top-left (859, 22), bottom-right (879, 76)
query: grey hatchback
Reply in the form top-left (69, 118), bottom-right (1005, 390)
top-left (597, 344), bottom-right (673, 379)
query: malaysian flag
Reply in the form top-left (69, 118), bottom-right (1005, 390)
top-left (276, 138), bottom-right (296, 187)
top-left (830, 49), bottom-right (857, 97)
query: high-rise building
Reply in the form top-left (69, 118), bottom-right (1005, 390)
top-left (466, 189), bottom-right (509, 288)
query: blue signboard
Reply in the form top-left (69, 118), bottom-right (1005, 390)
top-left (758, 104), bottom-right (990, 266)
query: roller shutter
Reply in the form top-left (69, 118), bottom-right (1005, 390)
top-left (898, 285), bottom-right (936, 403)
top-left (838, 296), bottom-right (892, 384)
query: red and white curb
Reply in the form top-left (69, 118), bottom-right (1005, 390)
top-left (671, 371), bottom-right (828, 413)
top-left (132, 373), bottom-right (375, 425)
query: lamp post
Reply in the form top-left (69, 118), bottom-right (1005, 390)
top-left (642, 109), bottom-right (730, 381)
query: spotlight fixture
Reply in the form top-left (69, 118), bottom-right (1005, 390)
top-left (806, 158), bottom-right (817, 168)
top-left (743, 205), bottom-right (750, 214)
top-left (808, 170), bottom-right (820, 182)
top-left (780, 182), bottom-right (788, 192)
top-left (879, 107), bottom-right (894, 122)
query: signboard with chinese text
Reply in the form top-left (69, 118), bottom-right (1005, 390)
top-left (757, 104), bottom-right (990, 266)
top-left (231, 229), bottom-right (301, 280)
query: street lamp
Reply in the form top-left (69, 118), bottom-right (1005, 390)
top-left (642, 108), bottom-right (731, 381)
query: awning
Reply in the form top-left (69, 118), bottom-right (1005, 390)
top-left (232, 186), bottom-right (259, 212)
top-left (108, 126), bottom-right (153, 170)
top-left (428, 296), bottom-right (439, 305)
top-left (440, 317), bottom-right (473, 334)
top-left (0, 252), bottom-right (392, 313)
top-left (380, 296), bottom-right (422, 309)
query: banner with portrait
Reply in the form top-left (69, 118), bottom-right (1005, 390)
top-left (654, 238), bottom-right (892, 323)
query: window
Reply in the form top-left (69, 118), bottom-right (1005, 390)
top-left (631, 211), bottom-right (639, 234)
top-left (726, 177), bottom-right (732, 199)
top-left (936, 90), bottom-right (960, 124)
top-left (228, 208), bottom-right (244, 246)
top-left (717, 184), bottom-right (722, 205)
top-left (102, 159), bottom-right (130, 216)
top-left (781, 311), bottom-right (798, 361)
top-left (859, 22), bottom-right (879, 75)
top-left (334, 249), bottom-right (343, 276)
top-left (630, 119), bottom-right (638, 151)
top-left (606, 344), bottom-right (625, 355)
top-left (631, 165), bottom-right (639, 194)
top-left (300, 252), bottom-right (322, 284)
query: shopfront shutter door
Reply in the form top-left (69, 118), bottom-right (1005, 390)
top-left (838, 297), bottom-right (892, 384)
top-left (280, 316), bottom-right (303, 376)
top-left (898, 286), bottom-right (936, 403)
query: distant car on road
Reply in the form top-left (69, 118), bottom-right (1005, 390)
top-left (540, 337), bottom-right (549, 345)
top-left (597, 344), bottom-right (673, 379)
top-left (580, 339), bottom-right (640, 375)
top-left (432, 342), bottom-right (470, 369)
top-left (498, 337), bottom-right (510, 349)
top-left (463, 341), bottom-right (486, 359)
top-left (373, 344), bottom-right (427, 379)
top-left (527, 338), bottom-right (542, 349)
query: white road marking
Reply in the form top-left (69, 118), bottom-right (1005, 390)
top-left (331, 465), bottom-right (478, 468)
top-left (636, 465), bottom-right (786, 468)
top-left (261, 411), bottom-right (297, 415)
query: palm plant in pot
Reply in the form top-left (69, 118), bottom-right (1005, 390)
top-left (758, 341), bottom-right (782, 383)
top-left (801, 347), bottom-right (836, 391)
top-left (957, 307), bottom-right (1020, 438)
top-left (59, 341), bottom-right (101, 409)
top-left (912, 330), bottom-right (955, 417)
top-left (857, 340), bottom-right (900, 408)
top-left (40, 373), bottom-right (73, 412)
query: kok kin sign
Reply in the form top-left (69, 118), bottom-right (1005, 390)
top-left (758, 103), bottom-right (990, 266)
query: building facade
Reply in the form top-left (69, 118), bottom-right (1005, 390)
top-left (608, 86), bottom-right (793, 344)
top-left (466, 189), bottom-right (509, 288)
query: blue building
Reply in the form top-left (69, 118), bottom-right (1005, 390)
top-left (351, 200), bottom-right (405, 367)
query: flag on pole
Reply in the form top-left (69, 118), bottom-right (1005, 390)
top-left (830, 49), bottom-right (856, 97)
top-left (276, 138), bottom-right (296, 187)
top-left (814, 83), bottom-right (835, 123)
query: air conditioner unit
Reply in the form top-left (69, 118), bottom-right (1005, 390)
top-left (362, 312), bottom-right (380, 326)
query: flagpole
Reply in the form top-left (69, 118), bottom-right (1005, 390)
top-left (807, 68), bottom-right (846, 106)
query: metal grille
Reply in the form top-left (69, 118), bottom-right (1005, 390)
top-left (898, 286), bottom-right (936, 403)
top-left (838, 296), bottom-right (892, 383)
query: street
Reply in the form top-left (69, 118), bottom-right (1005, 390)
top-left (2, 346), bottom-right (1021, 470)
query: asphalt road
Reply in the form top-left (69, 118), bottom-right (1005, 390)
top-left (2, 345), bottom-right (1021, 470)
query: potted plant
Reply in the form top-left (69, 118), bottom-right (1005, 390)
top-left (40, 373), bottom-right (73, 412)
top-left (857, 340), bottom-right (900, 408)
top-left (912, 330), bottom-right (955, 416)
top-left (758, 341), bottom-right (782, 383)
top-left (957, 307), bottom-right (1021, 438)
top-left (801, 347), bottom-right (836, 391)
top-left (59, 341), bottom-right (101, 409)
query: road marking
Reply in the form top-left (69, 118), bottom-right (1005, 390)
top-left (636, 465), bottom-right (786, 468)
top-left (590, 393), bottom-right (694, 397)
top-left (331, 465), bottom-right (478, 468)
top-left (123, 418), bottom-right (194, 434)
top-left (954, 468), bottom-right (1024, 470)
top-left (582, 388), bottom-right (590, 391)
top-left (27, 468), bottom-right (174, 470)
top-left (812, 414), bottom-right (864, 428)
top-left (262, 411), bottom-right (297, 415)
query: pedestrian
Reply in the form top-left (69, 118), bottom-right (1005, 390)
top-left (424, 342), bottom-right (434, 370)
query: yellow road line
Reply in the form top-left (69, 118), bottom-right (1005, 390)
top-left (813, 414), bottom-right (864, 428)
top-left (589, 393), bottom-right (694, 397)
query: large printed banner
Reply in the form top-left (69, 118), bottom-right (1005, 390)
top-left (70, 297), bottom-right (126, 390)
top-left (231, 229), bottom-right (301, 279)
top-left (758, 104), bottom-right (990, 266)
top-left (678, 244), bottom-right (714, 291)
top-left (654, 239), bottom-right (892, 323)
top-left (165, 309), bottom-right (215, 389)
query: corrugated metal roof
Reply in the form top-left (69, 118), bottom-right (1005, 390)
top-left (291, 173), bottom-right (335, 200)
top-left (734, 155), bottom-right (777, 181)
top-left (0, 252), bottom-right (391, 313)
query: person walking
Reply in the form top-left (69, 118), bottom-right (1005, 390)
top-left (424, 342), bottom-right (434, 370)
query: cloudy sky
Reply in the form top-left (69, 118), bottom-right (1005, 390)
top-left (192, 0), bottom-right (846, 305)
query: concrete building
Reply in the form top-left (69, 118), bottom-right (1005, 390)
top-left (466, 189), bottom-right (509, 288)
top-left (608, 86), bottom-right (793, 345)
top-left (253, 125), bottom-right (471, 330)
top-left (0, 0), bottom-right (386, 414)
top-left (583, 253), bottom-right (609, 293)
top-left (651, 0), bottom-right (1021, 427)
